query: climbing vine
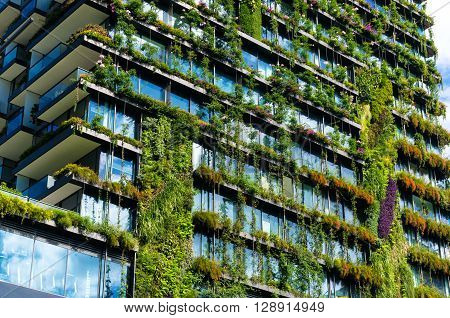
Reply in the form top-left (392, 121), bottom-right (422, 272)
top-left (356, 67), bottom-right (414, 297)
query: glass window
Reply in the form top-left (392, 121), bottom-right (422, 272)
top-left (258, 56), bottom-right (273, 78)
top-left (318, 275), bottom-right (330, 298)
top-left (88, 99), bottom-right (113, 130)
top-left (111, 155), bottom-right (134, 182)
top-left (102, 259), bottom-right (128, 298)
top-left (215, 194), bottom-right (235, 222)
top-left (303, 183), bottom-right (314, 209)
top-left (31, 240), bottom-right (67, 296)
top-left (413, 195), bottom-right (422, 213)
top-left (341, 165), bottom-right (356, 185)
top-left (170, 91), bottom-right (190, 112)
top-left (326, 159), bottom-right (339, 177)
top-left (269, 213), bottom-right (279, 236)
top-left (201, 234), bottom-right (212, 258)
top-left (215, 69), bottom-right (235, 94)
top-left (193, 233), bottom-right (202, 257)
top-left (347, 246), bottom-right (358, 263)
top-left (192, 191), bottom-right (202, 212)
top-left (333, 278), bottom-right (349, 298)
top-left (343, 202), bottom-right (354, 224)
top-left (286, 219), bottom-right (298, 243)
top-left (262, 211), bottom-right (271, 234)
top-left (192, 60), bottom-right (207, 81)
top-left (329, 193), bottom-right (339, 215)
top-left (213, 238), bottom-right (223, 262)
top-left (292, 145), bottom-right (302, 165)
top-left (304, 148), bottom-right (322, 172)
top-left (190, 100), bottom-right (209, 122)
top-left (0, 229), bottom-right (34, 286)
top-left (80, 193), bottom-right (103, 224)
top-left (243, 205), bottom-right (253, 233)
top-left (253, 208), bottom-right (262, 231)
top-left (140, 36), bottom-right (166, 62)
top-left (114, 108), bottom-right (136, 139)
top-left (140, 77), bottom-right (165, 101)
top-left (108, 202), bottom-right (131, 231)
top-left (244, 164), bottom-right (256, 182)
top-left (319, 190), bottom-right (329, 214)
top-left (169, 54), bottom-right (191, 75)
top-left (243, 86), bottom-right (264, 105)
top-left (245, 248), bottom-right (256, 278)
top-left (65, 251), bottom-right (100, 298)
top-left (243, 50), bottom-right (258, 70)
top-left (422, 200), bottom-right (435, 220)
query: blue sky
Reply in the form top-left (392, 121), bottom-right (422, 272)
top-left (427, 0), bottom-right (450, 157)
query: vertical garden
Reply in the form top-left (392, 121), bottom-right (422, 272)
top-left (62, 0), bottom-right (450, 297)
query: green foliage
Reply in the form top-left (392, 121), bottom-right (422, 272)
top-left (403, 208), bottom-right (450, 242)
top-left (192, 257), bottom-right (223, 281)
top-left (370, 218), bottom-right (414, 297)
top-left (193, 211), bottom-right (221, 231)
top-left (414, 285), bottom-right (445, 298)
top-left (73, 2), bottom-right (448, 297)
top-left (0, 191), bottom-right (138, 251)
top-left (54, 164), bottom-right (141, 199)
top-left (239, 0), bottom-right (262, 39)
top-left (408, 245), bottom-right (450, 275)
top-left (135, 116), bottom-right (198, 297)
top-left (356, 68), bottom-right (414, 298)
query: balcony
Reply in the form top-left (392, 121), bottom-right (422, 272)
top-left (0, 0), bottom-right (22, 36)
top-left (0, 187), bottom-right (133, 297)
top-left (9, 37), bottom-right (101, 106)
top-left (22, 172), bottom-right (79, 205)
top-left (28, 0), bottom-right (109, 54)
top-left (37, 68), bottom-right (90, 122)
top-left (0, 45), bottom-right (27, 81)
top-left (12, 115), bottom-right (141, 180)
top-left (1, 0), bottom-right (50, 46)
top-left (28, 43), bottom-right (68, 80)
top-left (12, 123), bottom-right (100, 180)
top-left (22, 174), bottom-right (56, 199)
top-left (0, 109), bottom-right (33, 161)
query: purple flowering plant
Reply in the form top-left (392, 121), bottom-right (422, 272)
top-left (378, 178), bottom-right (397, 238)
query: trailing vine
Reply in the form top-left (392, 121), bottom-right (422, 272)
top-left (355, 67), bottom-right (414, 297)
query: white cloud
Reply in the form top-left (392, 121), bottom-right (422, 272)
top-left (428, 0), bottom-right (450, 70)
top-left (427, 0), bottom-right (450, 158)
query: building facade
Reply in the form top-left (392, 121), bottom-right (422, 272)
top-left (0, 0), bottom-right (448, 297)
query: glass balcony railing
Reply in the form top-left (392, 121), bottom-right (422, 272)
top-left (22, 175), bottom-right (56, 199)
top-left (3, 109), bottom-right (24, 137)
top-left (38, 68), bottom-right (89, 111)
top-left (0, 103), bottom-right (20, 116)
top-left (1, 45), bottom-right (26, 68)
top-left (28, 43), bottom-right (67, 80)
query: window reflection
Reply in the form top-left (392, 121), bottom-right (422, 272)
top-left (66, 252), bottom-right (100, 298)
top-left (0, 228), bottom-right (129, 298)
top-left (0, 230), bottom-right (33, 286)
top-left (31, 240), bottom-right (67, 296)
top-left (102, 259), bottom-right (129, 298)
